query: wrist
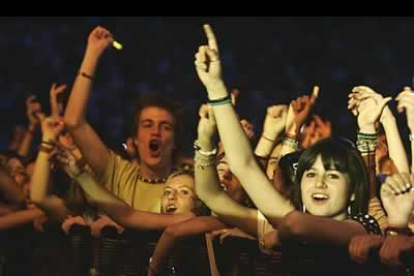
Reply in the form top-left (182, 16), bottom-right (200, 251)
top-left (359, 125), bottom-right (376, 134)
top-left (195, 138), bottom-right (215, 151)
top-left (84, 47), bottom-right (103, 60)
top-left (387, 217), bottom-right (410, 229)
top-left (42, 136), bottom-right (56, 143)
top-left (206, 82), bottom-right (228, 100)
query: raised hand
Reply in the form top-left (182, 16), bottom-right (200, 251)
top-left (86, 26), bottom-right (114, 57)
top-left (49, 83), bottom-right (67, 118)
top-left (285, 86), bottom-right (319, 137)
top-left (381, 173), bottom-right (414, 228)
top-left (300, 115), bottom-right (332, 149)
top-left (26, 95), bottom-right (45, 126)
top-left (396, 87), bottom-right (414, 132)
top-left (197, 104), bottom-right (217, 143)
top-left (348, 86), bottom-right (392, 133)
top-left (349, 234), bottom-right (385, 264)
top-left (262, 105), bottom-right (288, 141)
top-left (52, 141), bottom-right (85, 179)
top-left (194, 24), bottom-right (227, 99)
top-left (40, 116), bottom-right (65, 142)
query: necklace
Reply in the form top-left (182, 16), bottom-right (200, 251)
top-left (138, 175), bottom-right (167, 184)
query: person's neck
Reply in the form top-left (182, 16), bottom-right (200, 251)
top-left (140, 163), bottom-right (171, 180)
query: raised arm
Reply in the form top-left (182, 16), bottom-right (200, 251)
top-left (351, 86), bottom-right (409, 173)
top-left (348, 86), bottom-right (392, 198)
top-left (64, 26), bottom-right (114, 178)
top-left (30, 116), bottom-right (71, 221)
top-left (17, 95), bottom-right (44, 157)
top-left (194, 24), bottom-right (293, 226)
top-left (195, 104), bottom-right (261, 236)
top-left (49, 83), bottom-right (67, 119)
top-left (254, 104), bottom-right (287, 171)
top-left (396, 87), bottom-right (414, 173)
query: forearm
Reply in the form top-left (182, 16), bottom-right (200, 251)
top-left (410, 128), bottom-right (414, 173)
top-left (0, 208), bottom-right (44, 230)
top-left (213, 104), bottom-right (292, 222)
top-left (17, 126), bottom-right (35, 157)
top-left (76, 173), bottom-right (188, 230)
top-left (278, 211), bottom-right (366, 247)
top-left (381, 117), bottom-right (410, 173)
top-left (150, 216), bottom-right (225, 273)
top-left (208, 85), bottom-right (255, 175)
top-left (30, 151), bottom-right (53, 204)
top-left (65, 50), bottom-right (100, 128)
top-left (363, 152), bottom-right (378, 200)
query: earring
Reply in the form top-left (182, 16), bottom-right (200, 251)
top-left (348, 205), bottom-right (351, 215)
top-left (302, 205), bottom-right (306, 213)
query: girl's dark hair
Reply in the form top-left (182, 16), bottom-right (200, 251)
top-left (291, 138), bottom-right (369, 215)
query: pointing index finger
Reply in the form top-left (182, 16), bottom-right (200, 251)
top-left (203, 24), bottom-right (219, 53)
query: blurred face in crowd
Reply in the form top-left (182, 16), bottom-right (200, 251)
top-left (216, 156), bottom-right (246, 204)
top-left (300, 155), bottom-right (351, 221)
top-left (59, 130), bottom-right (77, 151)
top-left (6, 157), bottom-right (25, 180)
top-left (134, 106), bottom-right (175, 171)
top-left (266, 143), bottom-right (283, 180)
top-left (161, 174), bottom-right (197, 215)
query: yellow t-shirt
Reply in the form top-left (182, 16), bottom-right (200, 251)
top-left (100, 151), bottom-right (166, 213)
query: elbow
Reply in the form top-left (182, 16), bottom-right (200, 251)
top-left (278, 211), bottom-right (305, 242)
top-left (64, 114), bottom-right (85, 130)
top-left (229, 157), bottom-right (256, 178)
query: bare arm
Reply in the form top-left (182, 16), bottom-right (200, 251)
top-left (396, 87), bottom-right (414, 173)
top-left (17, 95), bottom-right (44, 157)
top-left (195, 104), bottom-right (260, 236)
top-left (279, 211), bottom-right (367, 247)
top-left (149, 216), bottom-right (226, 276)
top-left (0, 208), bottom-right (44, 230)
top-left (74, 171), bottom-right (193, 230)
top-left (64, 26), bottom-right (114, 178)
top-left (194, 24), bottom-right (293, 225)
top-left (31, 117), bottom-right (71, 221)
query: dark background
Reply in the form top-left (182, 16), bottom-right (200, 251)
top-left (1, 16), bottom-right (414, 156)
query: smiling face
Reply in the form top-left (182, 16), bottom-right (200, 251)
top-left (300, 155), bottom-right (351, 220)
top-left (161, 174), bottom-right (197, 215)
top-left (134, 106), bottom-right (175, 171)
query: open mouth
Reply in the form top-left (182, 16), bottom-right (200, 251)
top-left (311, 193), bottom-right (329, 204)
top-left (166, 205), bottom-right (177, 214)
top-left (149, 140), bottom-right (161, 156)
